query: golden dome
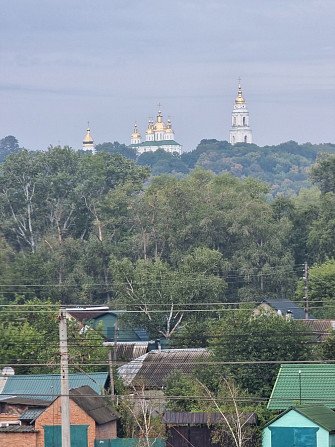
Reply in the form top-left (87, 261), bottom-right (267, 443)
top-left (146, 120), bottom-right (154, 134)
top-left (154, 109), bottom-right (166, 131)
top-left (83, 126), bottom-right (94, 144)
top-left (131, 123), bottom-right (141, 139)
top-left (235, 83), bottom-right (245, 104)
top-left (165, 118), bottom-right (173, 133)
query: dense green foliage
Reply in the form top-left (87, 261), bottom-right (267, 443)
top-left (1, 137), bottom-right (335, 410)
top-left (0, 135), bottom-right (21, 163)
top-left (109, 139), bottom-right (335, 197)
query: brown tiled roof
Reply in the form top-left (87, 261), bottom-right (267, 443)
top-left (118, 349), bottom-right (210, 388)
top-left (70, 386), bottom-right (119, 424)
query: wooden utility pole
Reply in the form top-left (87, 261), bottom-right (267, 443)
top-left (59, 307), bottom-right (71, 447)
top-left (304, 262), bottom-right (309, 320)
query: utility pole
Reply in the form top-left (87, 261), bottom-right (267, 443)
top-left (304, 262), bottom-right (309, 320)
top-left (59, 307), bottom-right (70, 447)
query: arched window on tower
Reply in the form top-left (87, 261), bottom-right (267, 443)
top-left (233, 117), bottom-right (236, 126)
top-left (243, 117), bottom-right (246, 126)
top-left (244, 135), bottom-right (247, 143)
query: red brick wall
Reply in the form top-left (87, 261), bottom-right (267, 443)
top-left (35, 397), bottom-right (96, 447)
top-left (95, 420), bottom-right (117, 439)
top-left (0, 431), bottom-right (37, 447)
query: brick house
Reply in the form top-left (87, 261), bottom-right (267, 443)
top-left (0, 385), bottom-right (118, 447)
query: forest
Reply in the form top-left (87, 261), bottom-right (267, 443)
top-left (1, 135), bottom-right (335, 441)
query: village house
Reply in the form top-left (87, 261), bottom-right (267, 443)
top-left (0, 385), bottom-right (118, 447)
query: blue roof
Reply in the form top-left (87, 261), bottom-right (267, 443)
top-left (0, 372), bottom-right (109, 401)
top-left (261, 299), bottom-right (315, 320)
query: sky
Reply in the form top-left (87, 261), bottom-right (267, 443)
top-left (1, 0), bottom-right (334, 152)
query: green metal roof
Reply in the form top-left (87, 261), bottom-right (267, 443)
top-left (19, 407), bottom-right (46, 421)
top-left (296, 405), bottom-right (335, 432)
top-left (131, 140), bottom-right (181, 147)
top-left (265, 405), bottom-right (335, 432)
top-left (268, 364), bottom-right (335, 410)
top-left (1, 372), bottom-right (109, 402)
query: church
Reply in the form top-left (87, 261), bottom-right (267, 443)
top-left (229, 81), bottom-right (252, 144)
top-left (82, 124), bottom-right (95, 154)
top-left (129, 107), bottom-right (182, 155)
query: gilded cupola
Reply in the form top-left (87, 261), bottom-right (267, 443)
top-left (131, 123), bottom-right (141, 139)
top-left (83, 126), bottom-right (94, 144)
top-left (235, 83), bottom-right (246, 104)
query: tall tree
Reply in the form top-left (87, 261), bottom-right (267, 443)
top-left (309, 153), bottom-right (335, 194)
top-left (111, 247), bottom-right (227, 339)
top-left (208, 311), bottom-right (312, 397)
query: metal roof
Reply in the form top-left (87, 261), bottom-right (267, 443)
top-left (0, 397), bottom-right (50, 406)
top-left (265, 405), bottom-right (335, 432)
top-left (268, 364), bottom-right (335, 410)
top-left (70, 385), bottom-right (119, 424)
top-left (0, 425), bottom-right (36, 432)
top-left (163, 412), bottom-right (257, 425)
top-left (19, 407), bottom-right (46, 421)
top-left (260, 299), bottom-right (315, 320)
top-left (118, 349), bottom-right (210, 387)
top-left (297, 319), bottom-right (335, 341)
top-left (0, 372), bottom-right (109, 401)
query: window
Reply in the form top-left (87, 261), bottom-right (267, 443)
top-left (243, 117), bottom-right (246, 126)
top-left (244, 136), bottom-right (247, 143)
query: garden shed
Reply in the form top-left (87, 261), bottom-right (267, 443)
top-left (263, 405), bottom-right (335, 447)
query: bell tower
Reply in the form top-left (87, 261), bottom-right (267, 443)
top-left (229, 80), bottom-right (252, 145)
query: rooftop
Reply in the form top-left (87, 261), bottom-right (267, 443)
top-left (118, 348), bottom-right (210, 387)
top-left (0, 372), bottom-right (109, 402)
top-left (268, 364), bottom-right (335, 410)
top-left (260, 299), bottom-right (315, 320)
top-left (70, 385), bottom-right (119, 424)
top-left (266, 405), bottom-right (335, 432)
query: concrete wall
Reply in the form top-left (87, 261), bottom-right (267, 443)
top-left (263, 409), bottom-right (329, 447)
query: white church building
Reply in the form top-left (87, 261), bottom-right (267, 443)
top-left (229, 82), bottom-right (252, 145)
top-left (129, 107), bottom-right (182, 155)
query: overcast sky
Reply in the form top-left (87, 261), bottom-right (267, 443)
top-left (1, 0), bottom-right (334, 152)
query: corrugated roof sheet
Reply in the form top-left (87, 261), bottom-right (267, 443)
top-left (268, 364), bottom-right (335, 410)
top-left (163, 412), bottom-right (257, 425)
top-left (297, 319), bottom-right (335, 341)
top-left (19, 407), bottom-right (46, 421)
top-left (118, 349), bottom-right (210, 387)
top-left (265, 405), bottom-right (335, 432)
top-left (0, 397), bottom-right (50, 406)
top-left (0, 372), bottom-right (109, 401)
top-left (296, 405), bottom-right (335, 432)
top-left (261, 299), bottom-right (315, 320)
top-left (70, 385), bottom-right (119, 424)
top-left (0, 425), bottom-right (36, 432)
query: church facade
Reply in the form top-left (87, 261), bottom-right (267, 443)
top-left (129, 108), bottom-right (182, 155)
top-left (229, 82), bottom-right (252, 145)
